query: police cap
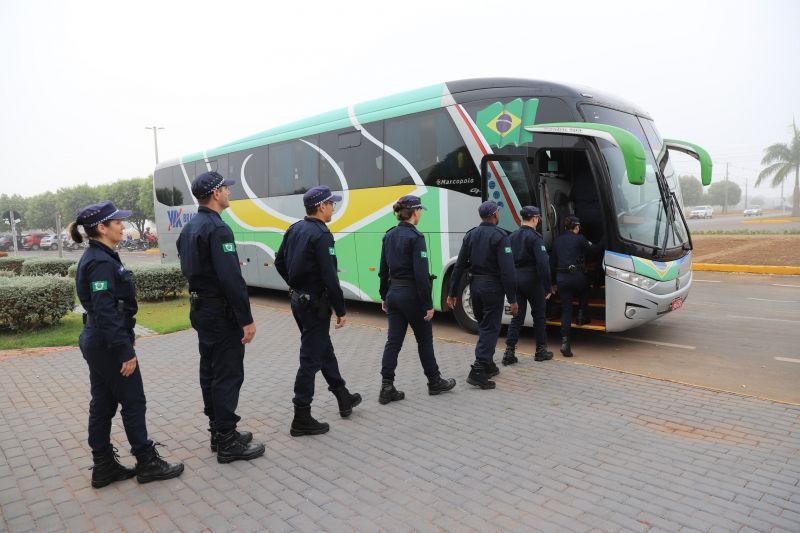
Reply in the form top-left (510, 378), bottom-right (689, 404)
top-left (191, 171), bottom-right (236, 199)
top-left (397, 195), bottom-right (427, 210)
top-left (565, 215), bottom-right (581, 229)
top-left (520, 205), bottom-right (541, 218)
top-left (303, 185), bottom-right (342, 208)
top-left (478, 200), bottom-right (499, 218)
top-left (76, 200), bottom-right (132, 228)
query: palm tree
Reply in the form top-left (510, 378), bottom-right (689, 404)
top-left (756, 120), bottom-right (800, 217)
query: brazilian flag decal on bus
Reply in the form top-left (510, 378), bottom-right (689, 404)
top-left (476, 98), bottom-right (539, 148)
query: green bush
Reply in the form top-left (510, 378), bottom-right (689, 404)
top-left (67, 263), bottom-right (78, 279)
top-left (0, 276), bottom-right (75, 331)
top-left (131, 264), bottom-right (186, 301)
top-left (0, 270), bottom-right (16, 278)
top-left (22, 258), bottom-right (77, 277)
top-left (0, 257), bottom-right (26, 275)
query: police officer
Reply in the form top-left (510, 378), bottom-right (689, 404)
top-left (502, 206), bottom-right (554, 365)
top-left (551, 215), bottom-right (602, 357)
top-left (274, 185), bottom-right (362, 436)
top-left (377, 195), bottom-right (456, 404)
top-left (71, 201), bottom-right (184, 488)
top-left (447, 201), bottom-right (518, 389)
top-left (177, 171), bottom-right (265, 463)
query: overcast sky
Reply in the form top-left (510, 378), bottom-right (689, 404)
top-left (1, 0), bottom-right (798, 201)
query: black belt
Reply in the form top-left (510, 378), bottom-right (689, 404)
top-left (471, 274), bottom-right (501, 283)
top-left (557, 265), bottom-right (582, 274)
top-left (83, 313), bottom-right (136, 329)
top-left (390, 279), bottom-right (415, 287)
top-left (189, 292), bottom-right (228, 308)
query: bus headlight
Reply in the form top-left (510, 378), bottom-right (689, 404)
top-left (605, 265), bottom-right (658, 291)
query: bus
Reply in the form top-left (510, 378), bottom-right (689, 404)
top-left (153, 78), bottom-right (712, 333)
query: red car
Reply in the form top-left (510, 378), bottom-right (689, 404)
top-left (22, 232), bottom-right (48, 250)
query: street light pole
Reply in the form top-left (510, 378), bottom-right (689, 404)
top-left (145, 126), bottom-right (164, 165)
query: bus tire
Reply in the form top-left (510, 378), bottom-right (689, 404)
top-left (452, 273), bottom-right (478, 334)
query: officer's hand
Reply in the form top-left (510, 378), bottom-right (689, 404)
top-left (335, 315), bottom-right (347, 329)
top-left (381, 301), bottom-right (388, 313)
top-left (545, 290), bottom-right (553, 300)
top-left (241, 323), bottom-right (256, 344)
top-left (446, 296), bottom-right (457, 310)
top-left (509, 303), bottom-right (519, 316)
top-left (424, 309), bottom-right (434, 321)
top-left (120, 356), bottom-right (137, 377)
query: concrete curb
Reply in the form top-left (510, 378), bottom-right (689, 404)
top-left (693, 263), bottom-right (800, 275)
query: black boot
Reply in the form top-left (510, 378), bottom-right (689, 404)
top-left (560, 336), bottom-right (573, 357)
top-left (330, 386), bottom-right (362, 418)
top-left (534, 344), bottom-right (554, 361)
top-left (209, 426), bottom-right (253, 452)
top-left (502, 345), bottom-right (518, 366)
top-left (427, 374), bottom-right (456, 395)
top-left (90, 448), bottom-right (135, 488)
top-left (135, 444), bottom-right (184, 484)
top-left (379, 378), bottom-right (405, 405)
top-left (467, 362), bottom-right (496, 390)
top-left (290, 405), bottom-right (330, 436)
top-left (485, 360), bottom-right (500, 377)
top-left (216, 430), bottom-right (265, 464)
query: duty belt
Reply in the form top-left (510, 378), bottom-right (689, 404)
top-left (189, 292), bottom-right (228, 309)
top-left (389, 278), bottom-right (415, 287)
top-left (471, 274), bottom-right (501, 283)
top-left (556, 265), bottom-right (582, 274)
top-left (83, 313), bottom-right (136, 329)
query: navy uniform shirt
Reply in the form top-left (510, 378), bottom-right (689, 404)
top-left (510, 225), bottom-right (551, 293)
top-left (76, 240), bottom-right (137, 363)
top-left (274, 217), bottom-right (346, 317)
top-left (448, 222), bottom-right (517, 304)
top-left (378, 222), bottom-right (433, 309)
top-left (176, 206), bottom-right (253, 327)
top-left (551, 231), bottom-right (601, 277)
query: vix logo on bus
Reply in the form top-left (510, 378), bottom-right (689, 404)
top-left (167, 208), bottom-right (197, 230)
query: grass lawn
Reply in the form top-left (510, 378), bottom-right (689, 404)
top-left (0, 296), bottom-right (191, 351)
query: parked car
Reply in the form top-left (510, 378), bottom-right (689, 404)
top-left (22, 232), bottom-right (49, 250)
top-left (689, 205), bottom-right (714, 219)
top-left (743, 205), bottom-right (763, 217)
top-left (0, 234), bottom-right (13, 251)
top-left (39, 234), bottom-right (59, 250)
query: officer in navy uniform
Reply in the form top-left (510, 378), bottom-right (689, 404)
top-left (502, 206), bottom-right (554, 365)
top-left (71, 201), bottom-right (184, 488)
top-left (177, 171), bottom-right (265, 463)
top-left (377, 195), bottom-right (456, 404)
top-left (551, 215), bottom-right (602, 357)
top-left (447, 200), bottom-right (518, 389)
top-left (274, 185), bottom-right (362, 436)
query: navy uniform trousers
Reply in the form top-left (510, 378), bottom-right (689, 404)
top-left (290, 294), bottom-right (346, 407)
top-left (557, 271), bottom-right (588, 337)
top-left (381, 285), bottom-right (439, 379)
top-left (471, 279), bottom-right (506, 363)
top-left (190, 305), bottom-right (245, 434)
top-left (80, 327), bottom-right (150, 456)
top-left (506, 271), bottom-right (547, 348)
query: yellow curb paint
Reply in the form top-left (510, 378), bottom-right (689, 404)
top-left (741, 218), bottom-right (798, 224)
top-left (693, 263), bottom-right (800, 275)
top-left (144, 248), bottom-right (160, 255)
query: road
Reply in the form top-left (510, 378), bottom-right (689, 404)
top-left (686, 211), bottom-right (800, 232)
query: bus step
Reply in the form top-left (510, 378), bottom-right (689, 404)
top-left (545, 319), bottom-right (606, 332)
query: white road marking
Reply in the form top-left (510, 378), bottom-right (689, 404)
top-left (694, 279), bottom-right (722, 283)
top-left (606, 336), bottom-right (696, 350)
top-left (772, 283), bottom-right (800, 288)
top-left (747, 297), bottom-right (800, 303)
top-left (774, 357), bottom-right (800, 364)
top-left (728, 315), bottom-right (800, 324)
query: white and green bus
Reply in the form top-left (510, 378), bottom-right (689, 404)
top-left (153, 78), bottom-right (711, 333)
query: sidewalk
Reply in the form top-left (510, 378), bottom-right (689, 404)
top-left (1, 304), bottom-right (799, 532)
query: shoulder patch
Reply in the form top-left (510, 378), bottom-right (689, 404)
top-left (91, 280), bottom-right (108, 292)
top-left (504, 246), bottom-right (512, 254)
top-left (541, 245), bottom-right (547, 252)
top-left (420, 251), bottom-right (427, 259)
top-left (222, 242), bottom-right (236, 252)
top-left (328, 247), bottom-right (336, 256)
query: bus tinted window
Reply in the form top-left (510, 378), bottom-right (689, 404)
top-left (154, 167), bottom-right (173, 206)
top-left (171, 166), bottom-right (190, 206)
top-left (269, 137), bottom-right (320, 196)
top-left (320, 123), bottom-right (383, 191)
top-left (229, 147), bottom-right (268, 200)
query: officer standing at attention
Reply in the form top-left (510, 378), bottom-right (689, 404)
top-left (447, 200), bottom-right (518, 389)
top-left (177, 171), bottom-right (265, 464)
top-left (274, 185), bottom-right (362, 436)
top-left (71, 201), bottom-right (184, 488)
top-left (551, 215), bottom-right (602, 357)
top-left (502, 206), bottom-right (554, 366)
top-left (377, 195), bottom-right (456, 404)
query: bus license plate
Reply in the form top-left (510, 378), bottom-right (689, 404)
top-left (670, 297), bottom-right (684, 311)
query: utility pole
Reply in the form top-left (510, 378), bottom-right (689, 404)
top-left (145, 126), bottom-right (164, 165)
top-left (723, 162), bottom-right (729, 214)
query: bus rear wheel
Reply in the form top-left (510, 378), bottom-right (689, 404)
top-left (451, 274), bottom-right (478, 334)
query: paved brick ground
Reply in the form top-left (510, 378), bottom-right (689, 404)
top-left (1, 303), bottom-right (799, 532)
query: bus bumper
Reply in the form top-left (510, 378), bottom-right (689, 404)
top-left (604, 270), bottom-right (693, 332)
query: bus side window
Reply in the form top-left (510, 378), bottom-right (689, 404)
top-left (269, 137), bottom-right (320, 196)
top-left (154, 167), bottom-right (173, 206)
top-left (320, 123), bottom-right (383, 191)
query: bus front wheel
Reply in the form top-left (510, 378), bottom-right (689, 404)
top-left (451, 274), bottom-right (478, 334)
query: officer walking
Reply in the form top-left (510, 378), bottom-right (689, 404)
top-left (502, 206), bottom-right (554, 365)
top-left (177, 171), bottom-right (265, 463)
top-left (71, 201), bottom-right (184, 488)
top-left (377, 195), bottom-right (456, 404)
top-left (447, 201), bottom-right (518, 389)
top-left (274, 185), bottom-right (362, 436)
top-left (551, 215), bottom-right (602, 357)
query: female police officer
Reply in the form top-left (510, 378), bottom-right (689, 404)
top-left (71, 201), bottom-right (183, 488)
top-left (377, 195), bottom-right (456, 404)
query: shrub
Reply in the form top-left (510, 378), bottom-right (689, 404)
top-left (131, 264), bottom-right (186, 301)
top-left (0, 257), bottom-right (25, 275)
top-left (0, 251), bottom-right (7, 258)
top-left (0, 276), bottom-right (75, 331)
top-left (22, 258), bottom-right (77, 277)
top-left (67, 263), bottom-right (78, 279)
top-left (0, 270), bottom-right (15, 278)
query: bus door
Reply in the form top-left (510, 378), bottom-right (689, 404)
top-left (480, 155), bottom-right (536, 233)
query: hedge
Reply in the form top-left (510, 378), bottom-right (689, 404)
top-left (0, 257), bottom-right (25, 275)
top-left (21, 258), bottom-right (77, 277)
top-left (0, 276), bottom-right (75, 331)
top-left (131, 265), bottom-right (186, 301)
top-left (0, 270), bottom-right (15, 278)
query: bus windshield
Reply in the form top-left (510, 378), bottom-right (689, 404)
top-left (581, 105), bottom-right (689, 251)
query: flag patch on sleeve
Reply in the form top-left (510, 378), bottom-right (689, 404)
top-left (91, 280), bottom-right (108, 292)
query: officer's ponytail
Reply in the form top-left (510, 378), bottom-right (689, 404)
top-left (67, 221), bottom-right (84, 244)
top-left (393, 202), bottom-right (414, 222)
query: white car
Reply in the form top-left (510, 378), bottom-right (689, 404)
top-left (690, 205), bottom-right (713, 219)
top-left (39, 234), bottom-right (59, 250)
top-left (743, 205), bottom-right (762, 216)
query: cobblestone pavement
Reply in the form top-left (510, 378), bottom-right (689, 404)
top-left (1, 303), bottom-right (799, 532)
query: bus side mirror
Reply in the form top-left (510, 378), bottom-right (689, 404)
top-left (525, 122), bottom-right (647, 185)
top-left (662, 139), bottom-right (712, 186)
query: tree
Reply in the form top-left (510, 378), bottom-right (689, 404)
top-left (56, 184), bottom-right (102, 225)
top-left (678, 175), bottom-right (703, 206)
top-left (138, 176), bottom-right (155, 228)
top-left (25, 192), bottom-right (59, 230)
top-left (106, 178), bottom-right (151, 235)
top-left (756, 119), bottom-right (800, 217)
top-left (0, 194), bottom-right (28, 231)
top-left (707, 181), bottom-right (741, 208)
